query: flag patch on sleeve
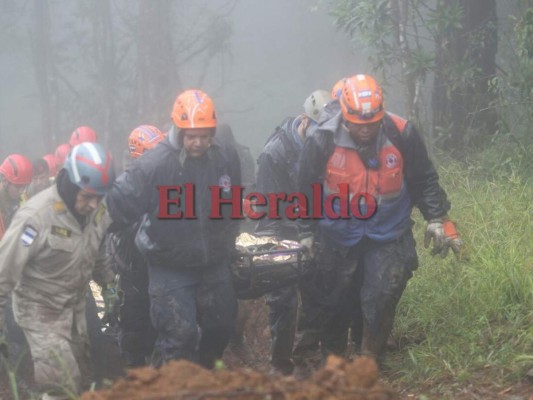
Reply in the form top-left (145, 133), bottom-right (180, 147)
top-left (21, 225), bottom-right (38, 246)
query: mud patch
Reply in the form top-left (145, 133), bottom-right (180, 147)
top-left (81, 355), bottom-right (397, 400)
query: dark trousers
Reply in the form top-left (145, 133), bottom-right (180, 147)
top-left (117, 263), bottom-right (156, 367)
top-left (294, 230), bottom-right (418, 364)
top-left (148, 259), bottom-right (238, 368)
top-left (265, 284), bottom-right (298, 374)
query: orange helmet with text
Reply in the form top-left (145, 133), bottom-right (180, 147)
top-left (69, 126), bottom-right (98, 147)
top-left (0, 154), bottom-right (33, 185)
top-left (340, 74), bottom-right (384, 124)
top-left (128, 125), bottom-right (165, 159)
top-left (171, 89), bottom-right (217, 129)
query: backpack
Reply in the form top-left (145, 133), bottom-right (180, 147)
top-left (263, 117), bottom-right (299, 169)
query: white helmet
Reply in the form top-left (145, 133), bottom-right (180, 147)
top-left (303, 90), bottom-right (332, 122)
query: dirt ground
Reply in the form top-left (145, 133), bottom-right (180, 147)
top-left (81, 297), bottom-right (397, 400)
top-left (1, 297), bottom-right (531, 399)
top-left (81, 355), bottom-right (395, 400)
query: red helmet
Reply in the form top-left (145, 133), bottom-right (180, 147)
top-left (55, 143), bottom-right (72, 167)
top-left (69, 126), bottom-right (98, 147)
top-left (0, 154), bottom-right (33, 185)
top-left (42, 153), bottom-right (57, 177)
top-left (128, 125), bottom-right (165, 159)
top-left (171, 89), bottom-right (217, 129)
top-left (340, 74), bottom-right (384, 124)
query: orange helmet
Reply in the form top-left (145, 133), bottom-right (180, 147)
top-left (171, 89), bottom-right (217, 129)
top-left (128, 125), bottom-right (165, 159)
top-left (69, 126), bottom-right (98, 146)
top-left (340, 74), bottom-right (384, 124)
top-left (42, 153), bottom-right (57, 177)
top-left (0, 154), bottom-right (33, 185)
top-left (331, 78), bottom-right (345, 100)
top-left (55, 143), bottom-right (72, 167)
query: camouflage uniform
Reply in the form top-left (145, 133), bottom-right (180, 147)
top-left (0, 186), bottom-right (114, 397)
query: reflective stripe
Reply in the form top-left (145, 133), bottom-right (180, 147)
top-left (69, 145), bottom-right (81, 183)
top-left (84, 142), bottom-right (103, 164)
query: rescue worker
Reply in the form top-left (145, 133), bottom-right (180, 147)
top-left (109, 125), bottom-right (164, 366)
top-left (295, 74), bottom-right (463, 367)
top-left (24, 158), bottom-right (51, 199)
top-left (0, 142), bottom-right (118, 400)
top-left (255, 89), bottom-right (332, 375)
top-left (122, 125), bottom-right (164, 171)
top-left (0, 154), bottom-right (33, 240)
top-left (69, 126), bottom-right (98, 147)
top-left (106, 89), bottom-right (241, 369)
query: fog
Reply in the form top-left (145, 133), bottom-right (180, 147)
top-left (211, 0), bottom-right (366, 156)
top-left (0, 0), bottom-right (384, 162)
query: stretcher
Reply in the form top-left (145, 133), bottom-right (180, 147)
top-left (232, 233), bottom-right (313, 299)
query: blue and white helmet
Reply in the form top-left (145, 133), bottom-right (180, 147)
top-left (64, 142), bottom-right (115, 195)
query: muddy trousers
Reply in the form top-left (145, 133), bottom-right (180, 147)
top-left (294, 231), bottom-right (417, 364)
top-left (16, 299), bottom-right (90, 398)
top-left (265, 284), bottom-right (298, 374)
top-left (228, 299), bottom-right (260, 367)
top-left (117, 264), bottom-right (156, 367)
top-left (148, 260), bottom-right (238, 369)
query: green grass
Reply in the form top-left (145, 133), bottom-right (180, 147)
top-left (385, 157), bottom-right (533, 393)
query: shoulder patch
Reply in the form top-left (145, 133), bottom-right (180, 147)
top-left (51, 225), bottom-right (72, 238)
top-left (218, 174), bottom-right (232, 193)
top-left (21, 225), bottom-right (38, 246)
top-left (53, 201), bottom-right (67, 214)
top-left (93, 202), bottom-right (106, 225)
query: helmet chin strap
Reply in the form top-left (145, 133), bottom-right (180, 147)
top-left (56, 169), bottom-right (86, 227)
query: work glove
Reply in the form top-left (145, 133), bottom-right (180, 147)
top-left (424, 217), bottom-right (464, 259)
top-left (0, 329), bottom-right (8, 359)
top-left (101, 280), bottom-right (121, 326)
top-left (442, 218), bottom-right (464, 258)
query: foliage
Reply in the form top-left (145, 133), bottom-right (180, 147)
top-left (329, 0), bottom-right (502, 151)
top-left (514, 5), bottom-right (533, 59)
top-left (387, 158), bottom-right (533, 394)
top-left (426, 1), bottom-right (463, 33)
top-left (479, 5), bottom-right (533, 180)
top-left (329, 0), bottom-right (459, 125)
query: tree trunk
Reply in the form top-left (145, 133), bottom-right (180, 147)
top-left (136, 0), bottom-right (182, 127)
top-left (391, 0), bottom-right (417, 120)
top-left (93, 0), bottom-right (116, 147)
top-left (31, 0), bottom-right (59, 151)
top-left (432, 0), bottom-right (498, 153)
